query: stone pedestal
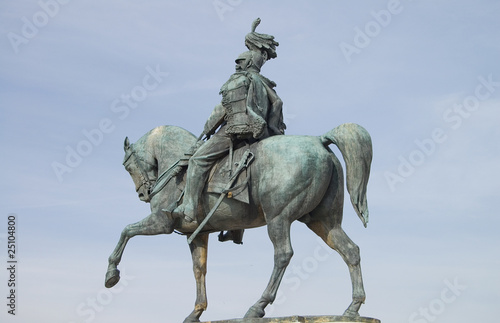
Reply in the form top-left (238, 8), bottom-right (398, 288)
top-left (202, 316), bottom-right (380, 323)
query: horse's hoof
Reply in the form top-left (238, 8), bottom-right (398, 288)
top-left (343, 297), bottom-right (364, 317)
top-left (343, 309), bottom-right (360, 318)
top-left (105, 268), bottom-right (120, 288)
top-left (244, 305), bottom-right (265, 318)
top-left (183, 318), bottom-right (200, 323)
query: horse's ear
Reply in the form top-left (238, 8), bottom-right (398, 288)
top-left (124, 137), bottom-right (130, 151)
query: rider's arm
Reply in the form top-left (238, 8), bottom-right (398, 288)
top-left (263, 85), bottom-right (286, 135)
top-left (203, 103), bottom-right (226, 138)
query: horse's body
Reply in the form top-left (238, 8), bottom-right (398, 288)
top-left (105, 124), bottom-right (372, 322)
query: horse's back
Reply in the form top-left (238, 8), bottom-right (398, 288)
top-left (255, 135), bottom-right (333, 176)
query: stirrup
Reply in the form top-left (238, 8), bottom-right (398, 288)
top-left (183, 210), bottom-right (196, 223)
top-left (171, 204), bottom-right (197, 223)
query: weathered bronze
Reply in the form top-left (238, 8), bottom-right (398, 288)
top-left (105, 19), bottom-right (374, 323)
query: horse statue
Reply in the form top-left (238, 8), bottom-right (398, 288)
top-left (105, 123), bottom-right (373, 322)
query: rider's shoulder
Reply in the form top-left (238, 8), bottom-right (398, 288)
top-left (220, 72), bottom-right (251, 93)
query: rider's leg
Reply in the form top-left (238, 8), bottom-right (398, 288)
top-left (174, 130), bottom-right (232, 221)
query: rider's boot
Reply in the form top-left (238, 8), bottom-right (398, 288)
top-left (218, 229), bottom-right (244, 244)
top-left (172, 203), bottom-right (196, 223)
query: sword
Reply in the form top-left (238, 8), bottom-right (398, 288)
top-left (187, 150), bottom-right (254, 244)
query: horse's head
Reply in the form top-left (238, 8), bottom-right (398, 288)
top-left (123, 137), bottom-right (157, 203)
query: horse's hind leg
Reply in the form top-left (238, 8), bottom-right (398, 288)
top-left (244, 218), bottom-right (293, 318)
top-left (105, 211), bottom-right (170, 288)
top-left (306, 219), bottom-right (366, 317)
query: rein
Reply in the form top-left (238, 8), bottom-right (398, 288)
top-left (149, 159), bottom-right (184, 199)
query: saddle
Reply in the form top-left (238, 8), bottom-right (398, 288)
top-left (206, 143), bottom-right (253, 204)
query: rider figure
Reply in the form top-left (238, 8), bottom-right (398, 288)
top-left (172, 20), bottom-right (285, 223)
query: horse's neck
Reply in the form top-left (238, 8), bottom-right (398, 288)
top-left (143, 125), bottom-right (197, 179)
top-left (153, 133), bottom-right (192, 175)
top-left (155, 146), bottom-right (183, 175)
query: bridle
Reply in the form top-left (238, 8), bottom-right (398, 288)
top-left (123, 145), bottom-right (184, 202)
top-left (123, 147), bottom-right (156, 198)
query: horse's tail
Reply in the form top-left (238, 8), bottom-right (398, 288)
top-left (320, 123), bottom-right (373, 227)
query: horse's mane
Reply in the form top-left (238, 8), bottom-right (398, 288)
top-left (133, 125), bottom-right (196, 167)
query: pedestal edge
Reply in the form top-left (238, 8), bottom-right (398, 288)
top-left (202, 315), bottom-right (381, 323)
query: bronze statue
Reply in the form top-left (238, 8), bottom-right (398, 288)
top-left (105, 19), bottom-right (374, 323)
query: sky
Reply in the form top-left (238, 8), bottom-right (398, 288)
top-left (1, 0), bottom-right (499, 322)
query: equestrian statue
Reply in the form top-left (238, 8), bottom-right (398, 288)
top-left (105, 18), bottom-right (374, 323)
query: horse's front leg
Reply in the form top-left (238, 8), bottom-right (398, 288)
top-left (105, 211), bottom-right (170, 288)
top-left (183, 233), bottom-right (209, 323)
